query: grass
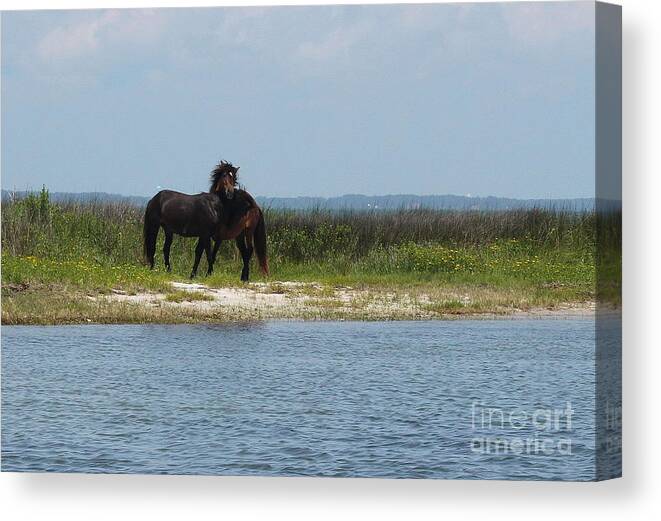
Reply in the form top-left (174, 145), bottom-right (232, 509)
top-left (164, 290), bottom-right (213, 303)
top-left (1, 254), bottom-right (171, 293)
top-left (0, 187), bottom-right (620, 324)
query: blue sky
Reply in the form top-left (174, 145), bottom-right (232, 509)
top-left (1, 2), bottom-right (595, 198)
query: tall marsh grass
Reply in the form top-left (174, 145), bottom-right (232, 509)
top-left (1, 188), bottom-right (614, 290)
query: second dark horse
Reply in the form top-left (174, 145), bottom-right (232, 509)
top-left (143, 161), bottom-right (268, 280)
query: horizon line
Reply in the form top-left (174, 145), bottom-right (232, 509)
top-left (0, 188), bottom-right (596, 201)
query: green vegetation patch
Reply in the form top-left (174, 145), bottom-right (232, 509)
top-left (164, 290), bottom-right (214, 303)
top-left (2, 254), bottom-right (171, 293)
top-left (0, 188), bottom-right (615, 324)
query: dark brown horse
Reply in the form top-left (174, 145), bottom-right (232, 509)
top-left (209, 168), bottom-right (269, 282)
top-left (143, 161), bottom-right (239, 278)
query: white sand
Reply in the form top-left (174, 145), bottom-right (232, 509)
top-left (98, 281), bottom-right (596, 321)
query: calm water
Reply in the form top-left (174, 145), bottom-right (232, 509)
top-left (2, 319), bottom-right (601, 480)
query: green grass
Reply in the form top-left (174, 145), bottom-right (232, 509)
top-left (164, 290), bottom-right (213, 303)
top-left (1, 254), bottom-right (172, 293)
top-left (0, 188), bottom-right (620, 324)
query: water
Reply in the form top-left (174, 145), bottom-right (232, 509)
top-left (2, 319), bottom-right (600, 480)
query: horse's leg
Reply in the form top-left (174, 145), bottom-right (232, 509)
top-left (205, 237), bottom-right (214, 276)
top-left (146, 232), bottom-right (157, 270)
top-left (147, 233), bottom-right (156, 269)
top-left (234, 234), bottom-right (247, 282)
top-left (163, 229), bottom-right (173, 272)
top-left (190, 237), bottom-right (205, 279)
top-left (210, 239), bottom-right (222, 268)
top-left (143, 197), bottom-right (160, 269)
top-left (236, 231), bottom-right (254, 282)
top-left (245, 230), bottom-right (255, 282)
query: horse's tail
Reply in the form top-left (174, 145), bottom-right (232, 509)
top-left (254, 210), bottom-right (269, 276)
top-left (143, 193), bottom-right (161, 267)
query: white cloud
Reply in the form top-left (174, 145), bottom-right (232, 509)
top-left (213, 7), bottom-right (271, 49)
top-left (36, 14), bottom-right (105, 62)
top-left (295, 19), bottom-right (374, 64)
top-left (35, 9), bottom-right (168, 65)
top-left (500, 1), bottom-right (594, 48)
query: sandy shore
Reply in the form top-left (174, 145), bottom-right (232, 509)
top-left (99, 281), bottom-right (596, 321)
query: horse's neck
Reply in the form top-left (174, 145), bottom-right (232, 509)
top-left (214, 189), bottom-right (237, 202)
top-left (208, 192), bottom-right (222, 207)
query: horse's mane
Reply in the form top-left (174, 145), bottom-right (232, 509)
top-left (210, 160), bottom-right (239, 192)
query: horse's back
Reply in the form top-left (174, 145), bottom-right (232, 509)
top-left (236, 189), bottom-right (259, 208)
top-left (155, 190), bottom-right (221, 236)
top-left (154, 189), bottom-right (194, 202)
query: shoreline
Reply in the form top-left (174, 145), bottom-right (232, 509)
top-left (2, 280), bottom-right (599, 326)
top-left (2, 312), bottom-right (598, 327)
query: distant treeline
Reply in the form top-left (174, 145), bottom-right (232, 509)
top-left (1, 189), bottom-right (601, 212)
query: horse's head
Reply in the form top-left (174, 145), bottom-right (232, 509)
top-left (210, 160), bottom-right (240, 199)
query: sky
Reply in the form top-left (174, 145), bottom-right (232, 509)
top-left (1, 2), bottom-right (596, 199)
